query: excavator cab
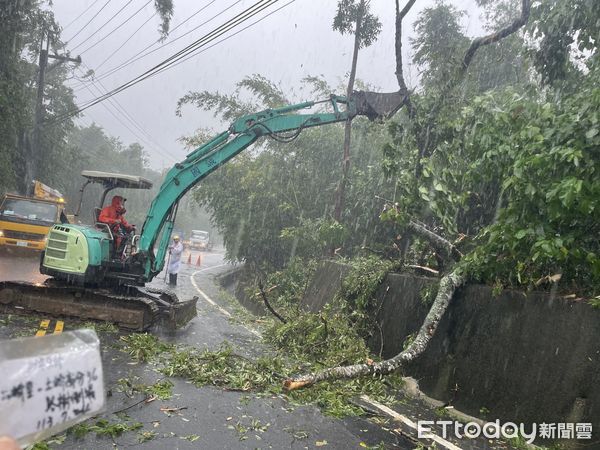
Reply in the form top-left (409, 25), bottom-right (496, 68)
top-left (75, 170), bottom-right (152, 220)
top-left (39, 171), bottom-right (153, 286)
top-left (74, 171), bottom-right (153, 259)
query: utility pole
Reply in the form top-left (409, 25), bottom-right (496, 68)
top-left (26, 31), bottom-right (49, 193)
top-left (25, 27), bottom-right (80, 194)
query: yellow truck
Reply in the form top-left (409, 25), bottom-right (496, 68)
top-left (0, 181), bottom-right (66, 251)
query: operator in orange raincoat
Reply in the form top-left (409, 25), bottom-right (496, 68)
top-left (98, 195), bottom-right (135, 255)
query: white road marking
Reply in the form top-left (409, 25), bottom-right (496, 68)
top-left (190, 265), bottom-right (261, 337)
top-left (190, 266), bottom-right (231, 317)
top-left (360, 395), bottom-right (463, 450)
top-left (192, 263), bottom-right (231, 274)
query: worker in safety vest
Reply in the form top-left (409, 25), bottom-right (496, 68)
top-left (98, 195), bottom-right (135, 254)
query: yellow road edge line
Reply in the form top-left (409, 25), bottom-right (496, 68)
top-left (35, 319), bottom-right (50, 337)
top-left (53, 320), bottom-right (64, 334)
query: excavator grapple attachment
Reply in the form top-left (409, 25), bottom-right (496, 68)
top-left (353, 90), bottom-right (406, 120)
top-left (0, 280), bottom-right (197, 331)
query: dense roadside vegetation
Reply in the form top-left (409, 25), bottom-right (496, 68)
top-left (185, 0), bottom-right (599, 299)
top-left (4, 0), bottom-right (595, 298)
top-left (182, 0), bottom-right (599, 389)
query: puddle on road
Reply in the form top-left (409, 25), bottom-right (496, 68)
top-left (0, 251), bottom-right (47, 284)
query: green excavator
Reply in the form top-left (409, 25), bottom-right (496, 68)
top-left (0, 91), bottom-right (403, 330)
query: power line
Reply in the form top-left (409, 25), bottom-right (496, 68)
top-left (155, 0), bottom-right (297, 76)
top-left (72, 0), bottom-right (230, 90)
top-left (78, 0), bottom-right (154, 56)
top-left (76, 65), bottom-right (177, 163)
top-left (70, 0), bottom-right (135, 52)
top-left (65, 0), bottom-right (277, 120)
top-left (94, 11), bottom-right (157, 71)
top-left (65, 0), bottom-right (111, 44)
top-left (61, 0), bottom-right (102, 32)
top-left (81, 82), bottom-right (177, 164)
top-left (50, 0), bottom-right (280, 123)
top-left (80, 61), bottom-right (176, 161)
top-left (45, 0), bottom-right (296, 176)
top-left (66, 0), bottom-right (287, 164)
top-left (70, 0), bottom-right (221, 91)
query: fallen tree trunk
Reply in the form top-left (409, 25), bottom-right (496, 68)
top-left (283, 269), bottom-right (465, 390)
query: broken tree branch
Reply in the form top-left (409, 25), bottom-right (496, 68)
top-left (378, 197), bottom-right (463, 262)
top-left (258, 280), bottom-right (287, 324)
top-left (406, 264), bottom-right (439, 276)
top-left (459, 0), bottom-right (531, 78)
top-left (417, 0), bottom-right (532, 170)
top-left (283, 269), bottom-right (465, 390)
top-left (283, 216), bottom-right (465, 390)
top-left (407, 220), bottom-right (463, 261)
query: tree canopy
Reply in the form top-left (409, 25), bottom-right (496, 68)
top-left (180, 0), bottom-right (599, 298)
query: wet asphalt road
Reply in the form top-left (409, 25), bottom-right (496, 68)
top-left (0, 248), bottom-right (47, 284)
top-left (0, 250), bottom-right (410, 449)
top-left (0, 250), bottom-right (518, 450)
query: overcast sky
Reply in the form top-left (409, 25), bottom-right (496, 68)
top-left (51, 0), bottom-right (483, 170)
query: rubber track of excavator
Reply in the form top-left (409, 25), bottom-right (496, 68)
top-left (0, 280), bottom-right (197, 331)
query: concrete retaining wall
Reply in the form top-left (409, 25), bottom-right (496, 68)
top-left (220, 262), bottom-right (600, 434)
top-left (218, 266), bottom-right (267, 316)
top-left (301, 262), bottom-right (600, 432)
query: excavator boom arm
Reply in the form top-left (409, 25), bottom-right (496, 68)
top-left (138, 91), bottom-right (404, 280)
top-left (138, 95), bottom-right (355, 279)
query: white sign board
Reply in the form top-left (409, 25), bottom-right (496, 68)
top-left (0, 329), bottom-right (105, 446)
